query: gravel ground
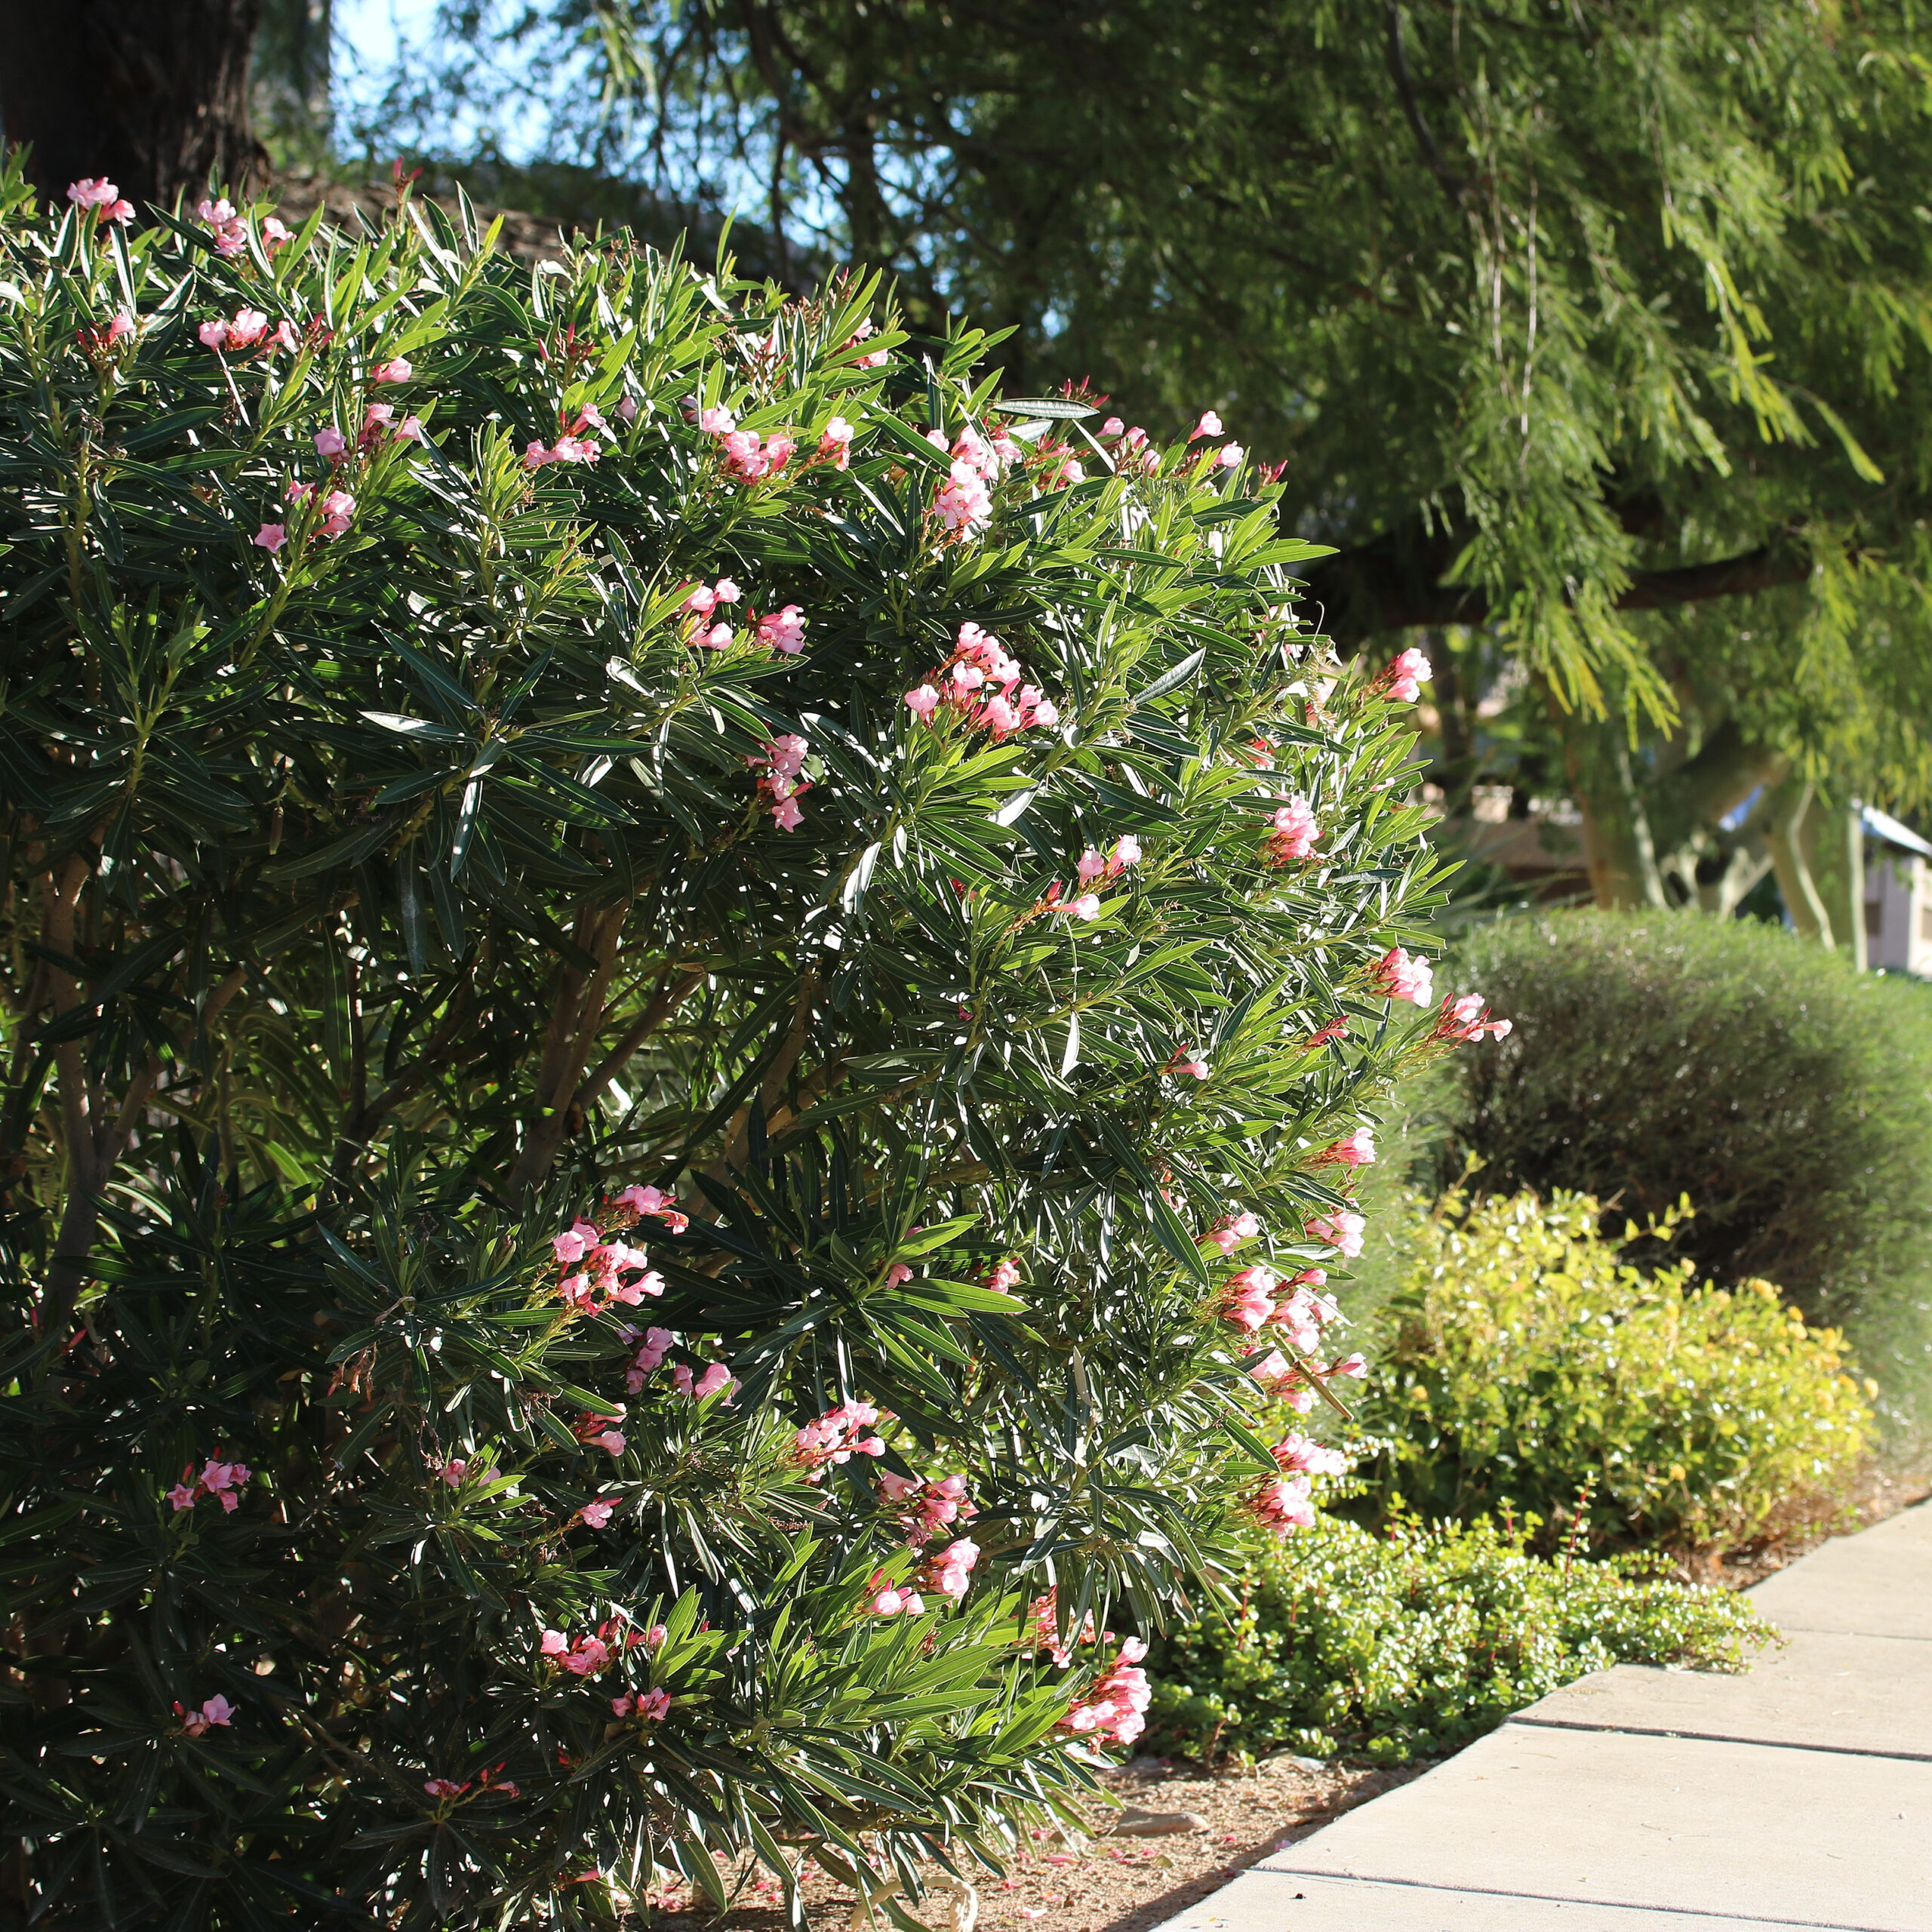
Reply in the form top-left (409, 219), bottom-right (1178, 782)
top-left (637, 1752), bottom-right (1420, 1932)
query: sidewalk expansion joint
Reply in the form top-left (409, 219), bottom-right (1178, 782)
top-left (1504, 1713), bottom-right (1932, 1764)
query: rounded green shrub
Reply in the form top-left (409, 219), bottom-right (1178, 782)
top-left (1352, 1189), bottom-right (1872, 1549)
top-left (1430, 909), bottom-right (1932, 1430)
top-left (1144, 1509), bottom-right (1771, 1764)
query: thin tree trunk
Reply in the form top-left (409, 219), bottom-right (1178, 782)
top-left (0, 0), bottom-right (264, 213)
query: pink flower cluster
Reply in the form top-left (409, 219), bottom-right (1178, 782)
top-left (200, 308), bottom-right (300, 355)
top-left (167, 1457), bottom-right (251, 1514)
top-left (752, 733), bottom-right (811, 831)
top-left (903, 623), bottom-right (1060, 737)
top-left (1370, 945), bottom-right (1435, 1007)
top-left (1076, 835), bottom-right (1143, 885)
top-left (1316, 1128), bottom-right (1377, 1168)
top-left (319, 402), bottom-right (424, 460)
top-left (174, 1694), bottom-right (235, 1736)
top-left (697, 405), bottom-right (803, 484)
top-left (195, 195), bottom-right (290, 256)
top-left (1060, 1638), bottom-right (1151, 1746)
top-left (867, 1571), bottom-right (926, 1617)
top-left (1306, 1208), bottom-right (1366, 1257)
top-left (1264, 798), bottom-right (1320, 867)
top-left (1432, 993), bottom-right (1512, 1044)
top-left (440, 1456), bottom-right (502, 1488)
top-left (756, 604), bottom-right (808, 654)
top-left (1165, 1043), bottom-right (1211, 1080)
top-left (1028, 1589), bottom-right (1097, 1667)
top-left (1375, 648), bottom-right (1432, 703)
top-left (795, 1399), bottom-right (889, 1481)
top-left (926, 421), bottom-right (1022, 535)
top-left (542, 1629), bottom-right (613, 1676)
top-left (817, 417), bottom-right (855, 469)
top-left (611, 1686), bottom-right (672, 1721)
top-left (623, 1326), bottom-right (676, 1392)
top-left (552, 1216), bottom-right (665, 1315)
top-left (672, 1361), bottom-right (737, 1401)
top-left (69, 177), bottom-right (134, 224)
top-left (616, 1183), bottom-right (689, 1233)
top-left (679, 577), bottom-right (743, 648)
top-left (1100, 417), bottom-right (1157, 475)
top-left (1221, 1266), bottom-right (1284, 1333)
top-left (1249, 1343), bottom-right (1366, 1414)
top-left (986, 1257), bottom-right (1023, 1294)
top-left (1202, 1209), bottom-right (1262, 1255)
top-left (423, 1764), bottom-right (521, 1801)
top-left (878, 1470), bottom-right (974, 1546)
top-left (920, 1537), bottom-right (981, 1602)
top-left (1251, 1474), bottom-right (1317, 1535)
top-left (524, 423), bottom-right (601, 469)
top-left (1273, 1432), bottom-right (1350, 1478)
top-left (574, 1413), bottom-right (629, 1457)
top-left (843, 319), bottom-right (890, 368)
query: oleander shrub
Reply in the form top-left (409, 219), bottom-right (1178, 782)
top-left (1429, 910), bottom-right (1932, 1431)
top-left (1143, 1508), bottom-right (1772, 1764)
top-left (1352, 1189), bottom-right (1872, 1549)
top-left (0, 163), bottom-right (1466, 1928)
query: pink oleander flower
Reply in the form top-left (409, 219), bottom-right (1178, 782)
top-left (262, 216), bottom-right (291, 251)
top-left (1265, 798), bottom-right (1320, 866)
top-left (885, 1263), bottom-right (913, 1287)
top-left (226, 309), bottom-right (269, 350)
top-left (903, 682), bottom-right (941, 718)
top-left (106, 312), bottom-right (134, 344)
top-left (1189, 410), bottom-right (1223, 440)
top-left (1251, 1473), bottom-right (1317, 1537)
top-left (1306, 1209), bottom-right (1365, 1258)
top-left (923, 1537), bottom-right (980, 1601)
top-left (1332, 1352), bottom-right (1367, 1379)
top-left (318, 489), bottom-right (355, 539)
top-left (986, 1257), bottom-right (1023, 1294)
top-left (756, 604), bottom-right (808, 654)
top-left (1369, 945), bottom-right (1435, 1007)
top-left (315, 426), bottom-right (346, 459)
top-left (166, 1482), bottom-right (198, 1512)
top-left (1273, 1432), bottom-right (1349, 1478)
top-left (441, 1459), bottom-right (469, 1487)
top-left (563, 1636), bottom-right (612, 1677)
top-left (1065, 892), bottom-right (1103, 920)
top-left (1075, 848), bottom-right (1107, 883)
top-left (71, 178), bottom-right (135, 223)
top-left (1202, 1209), bottom-right (1261, 1255)
top-left (252, 522), bottom-right (287, 555)
top-left (1215, 442), bottom-right (1244, 469)
top-left (612, 1686), bottom-right (672, 1720)
top-left (177, 1694), bottom-right (236, 1737)
top-left (1318, 1128), bottom-right (1377, 1168)
top-left (1432, 992), bottom-right (1513, 1044)
top-left (1222, 1264), bottom-right (1279, 1331)
top-left (369, 358), bottom-right (412, 383)
top-left (1060, 1638), bottom-right (1152, 1746)
top-left (395, 415), bottom-right (426, 441)
top-left (699, 405), bottom-right (737, 434)
top-left (581, 1499), bottom-right (615, 1528)
top-left (934, 458), bottom-right (992, 534)
top-left (817, 416), bottom-right (855, 468)
top-left (597, 1429), bottom-right (627, 1456)
top-left (616, 395), bottom-right (639, 423)
top-left (553, 1218), bottom-right (598, 1266)
top-left (1378, 647), bottom-right (1432, 703)
top-left (1102, 416), bottom-right (1126, 436)
top-left (194, 195), bottom-right (247, 254)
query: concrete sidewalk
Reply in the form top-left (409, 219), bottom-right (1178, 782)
top-left (1156, 1500), bottom-right (1932, 1932)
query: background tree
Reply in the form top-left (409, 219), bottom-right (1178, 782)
top-left (329, 0), bottom-right (1932, 930)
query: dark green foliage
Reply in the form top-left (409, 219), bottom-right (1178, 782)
top-left (1143, 1512), bottom-right (1772, 1765)
top-left (0, 167), bottom-right (1446, 1926)
top-left (1428, 911), bottom-right (1932, 1432)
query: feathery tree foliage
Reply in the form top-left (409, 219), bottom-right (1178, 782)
top-left (0, 165), bottom-right (1459, 1924)
top-left (317, 0), bottom-right (1932, 928)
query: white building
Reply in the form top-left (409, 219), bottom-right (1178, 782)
top-left (1862, 805), bottom-right (1932, 975)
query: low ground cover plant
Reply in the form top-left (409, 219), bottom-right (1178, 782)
top-left (0, 168), bottom-right (1476, 1927)
top-left (1352, 1189), bottom-right (1872, 1551)
top-left (1428, 911), bottom-right (1932, 1434)
top-left (1144, 1508), bottom-right (1771, 1764)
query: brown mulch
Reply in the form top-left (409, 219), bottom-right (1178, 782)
top-left (632, 1753), bottom-right (1419, 1932)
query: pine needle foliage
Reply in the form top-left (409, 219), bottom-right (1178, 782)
top-left (0, 168), bottom-right (1455, 1927)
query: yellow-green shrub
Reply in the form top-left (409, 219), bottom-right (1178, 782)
top-left (1354, 1189), bottom-right (1872, 1549)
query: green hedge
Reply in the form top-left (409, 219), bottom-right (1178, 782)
top-left (1428, 910), bottom-right (1932, 1433)
top-left (1145, 1511), bottom-right (1771, 1764)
